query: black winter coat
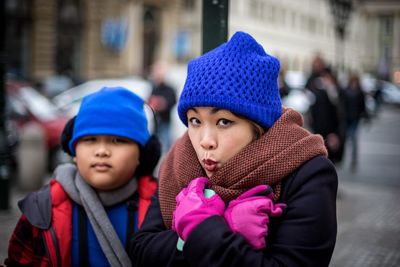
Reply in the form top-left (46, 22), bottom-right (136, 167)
top-left (129, 155), bottom-right (338, 267)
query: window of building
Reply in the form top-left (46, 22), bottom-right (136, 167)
top-left (308, 17), bottom-right (317, 34)
top-left (5, 0), bottom-right (32, 79)
top-left (56, 0), bottom-right (82, 79)
top-left (379, 15), bottom-right (393, 69)
top-left (143, 6), bottom-right (161, 76)
top-left (291, 11), bottom-right (297, 29)
top-left (183, 0), bottom-right (195, 12)
top-left (249, 0), bottom-right (258, 18)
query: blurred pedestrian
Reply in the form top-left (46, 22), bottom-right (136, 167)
top-left (320, 67), bottom-right (347, 165)
top-left (373, 79), bottom-right (384, 116)
top-left (305, 53), bottom-right (325, 90)
top-left (278, 66), bottom-right (291, 98)
top-left (148, 61), bottom-right (177, 154)
top-left (5, 87), bottom-right (161, 266)
top-left (130, 32), bottom-right (337, 267)
top-left (343, 74), bottom-right (368, 171)
top-left (306, 57), bottom-right (342, 164)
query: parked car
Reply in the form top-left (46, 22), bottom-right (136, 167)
top-left (6, 80), bottom-right (70, 171)
top-left (51, 76), bottom-right (158, 135)
top-left (361, 75), bottom-right (400, 113)
top-left (52, 77), bottom-right (153, 117)
top-left (282, 71), bottom-right (312, 115)
top-left (381, 80), bottom-right (400, 106)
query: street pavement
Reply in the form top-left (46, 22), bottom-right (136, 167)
top-left (331, 104), bottom-right (400, 267)
top-left (0, 105), bottom-right (399, 266)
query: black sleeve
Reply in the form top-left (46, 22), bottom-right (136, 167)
top-left (182, 156), bottom-right (337, 267)
top-left (129, 195), bottom-right (187, 267)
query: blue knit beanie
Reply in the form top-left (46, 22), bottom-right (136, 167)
top-left (69, 87), bottom-right (150, 155)
top-left (178, 31), bottom-right (282, 129)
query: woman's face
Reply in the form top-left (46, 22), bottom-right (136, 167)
top-left (187, 107), bottom-right (256, 178)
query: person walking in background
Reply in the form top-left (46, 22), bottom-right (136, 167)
top-left (148, 61), bottom-right (177, 154)
top-left (5, 87), bottom-right (161, 266)
top-left (305, 53), bottom-right (325, 91)
top-left (320, 67), bottom-right (347, 166)
top-left (373, 79), bottom-right (384, 116)
top-left (306, 58), bottom-right (342, 165)
top-left (343, 74), bottom-right (368, 171)
top-left (278, 66), bottom-right (291, 99)
top-left (129, 31), bottom-right (337, 267)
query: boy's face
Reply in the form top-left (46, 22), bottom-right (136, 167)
top-left (73, 135), bottom-right (140, 191)
top-left (187, 107), bottom-right (255, 178)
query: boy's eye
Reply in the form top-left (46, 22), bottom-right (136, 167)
top-left (188, 117), bottom-right (201, 126)
top-left (112, 137), bottom-right (128, 144)
top-left (217, 118), bottom-right (233, 127)
top-left (82, 136), bottom-right (96, 142)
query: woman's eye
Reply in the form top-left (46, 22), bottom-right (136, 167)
top-left (217, 118), bottom-right (233, 127)
top-left (188, 117), bottom-right (201, 126)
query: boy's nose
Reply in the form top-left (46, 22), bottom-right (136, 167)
top-left (95, 145), bottom-right (111, 157)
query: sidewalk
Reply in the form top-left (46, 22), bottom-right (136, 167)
top-left (331, 178), bottom-right (400, 266)
top-left (330, 105), bottom-right (400, 266)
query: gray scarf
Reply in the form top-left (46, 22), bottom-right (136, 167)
top-left (55, 163), bottom-right (135, 267)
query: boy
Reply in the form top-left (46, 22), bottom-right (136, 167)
top-left (5, 87), bottom-right (160, 267)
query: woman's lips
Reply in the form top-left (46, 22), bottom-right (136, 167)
top-left (203, 159), bottom-right (217, 172)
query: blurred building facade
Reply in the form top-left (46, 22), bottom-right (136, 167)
top-left (357, 0), bottom-right (400, 83)
top-left (228, 0), bottom-right (400, 83)
top-left (4, 0), bottom-right (400, 86)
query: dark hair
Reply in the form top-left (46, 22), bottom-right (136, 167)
top-left (250, 122), bottom-right (265, 141)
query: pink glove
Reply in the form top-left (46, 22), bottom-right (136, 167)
top-left (224, 185), bottom-right (286, 250)
top-left (172, 177), bottom-right (225, 241)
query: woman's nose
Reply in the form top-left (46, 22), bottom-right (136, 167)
top-left (200, 130), bottom-right (217, 150)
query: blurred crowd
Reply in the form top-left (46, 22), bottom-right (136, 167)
top-left (280, 54), bottom-right (379, 172)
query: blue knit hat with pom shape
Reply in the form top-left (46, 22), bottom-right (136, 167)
top-left (68, 87), bottom-right (150, 155)
top-left (178, 31), bottom-right (282, 129)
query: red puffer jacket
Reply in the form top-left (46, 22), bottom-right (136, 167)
top-left (5, 176), bottom-right (157, 267)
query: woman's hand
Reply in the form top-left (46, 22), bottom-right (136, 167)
top-left (172, 177), bottom-right (225, 241)
top-left (224, 185), bottom-right (286, 250)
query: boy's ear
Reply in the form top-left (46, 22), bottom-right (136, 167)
top-left (136, 135), bottom-right (162, 177)
top-left (60, 116), bottom-right (76, 156)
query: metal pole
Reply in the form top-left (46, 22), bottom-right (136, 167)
top-left (328, 0), bottom-right (353, 74)
top-left (202, 0), bottom-right (229, 54)
top-left (0, 0), bottom-right (11, 210)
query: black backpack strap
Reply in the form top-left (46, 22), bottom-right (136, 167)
top-left (125, 193), bottom-right (139, 250)
top-left (78, 205), bottom-right (89, 266)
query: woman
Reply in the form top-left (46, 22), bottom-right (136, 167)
top-left (129, 31), bottom-right (338, 267)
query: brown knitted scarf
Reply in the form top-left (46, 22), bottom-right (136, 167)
top-left (158, 108), bottom-right (328, 228)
